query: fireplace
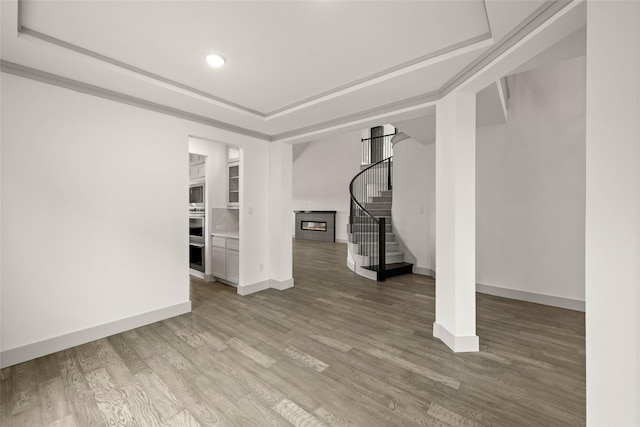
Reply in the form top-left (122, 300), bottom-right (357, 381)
top-left (301, 221), bottom-right (327, 232)
top-left (295, 211), bottom-right (336, 242)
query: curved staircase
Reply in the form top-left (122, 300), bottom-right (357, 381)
top-left (346, 157), bottom-right (413, 281)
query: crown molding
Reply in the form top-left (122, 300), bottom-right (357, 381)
top-left (271, 91), bottom-right (439, 142)
top-left (440, 0), bottom-right (571, 96)
top-left (0, 60), bottom-right (271, 141)
top-left (272, 100), bottom-right (437, 144)
top-left (2, 58), bottom-right (442, 144)
top-left (264, 33), bottom-right (492, 120)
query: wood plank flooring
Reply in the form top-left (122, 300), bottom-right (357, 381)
top-left (0, 240), bottom-right (586, 426)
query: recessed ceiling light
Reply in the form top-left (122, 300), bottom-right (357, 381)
top-left (206, 54), bottom-right (226, 68)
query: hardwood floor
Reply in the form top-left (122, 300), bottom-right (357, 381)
top-left (0, 240), bottom-right (586, 426)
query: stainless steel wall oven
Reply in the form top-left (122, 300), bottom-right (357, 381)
top-left (189, 241), bottom-right (205, 272)
top-left (189, 213), bottom-right (205, 243)
top-left (189, 183), bottom-right (206, 272)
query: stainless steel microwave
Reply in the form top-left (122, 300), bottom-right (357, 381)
top-left (189, 183), bottom-right (205, 207)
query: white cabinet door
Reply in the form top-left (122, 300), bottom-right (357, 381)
top-left (212, 236), bottom-right (227, 248)
top-left (190, 164), bottom-right (205, 179)
top-left (212, 246), bottom-right (226, 278)
top-left (189, 154), bottom-right (206, 180)
top-left (228, 162), bottom-right (239, 207)
top-left (226, 250), bottom-right (239, 283)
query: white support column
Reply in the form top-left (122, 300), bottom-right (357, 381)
top-left (268, 141), bottom-right (294, 290)
top-left (586, 2), bottom-right (640, 425)
top-left (434, 90), bottom-right (479, 352)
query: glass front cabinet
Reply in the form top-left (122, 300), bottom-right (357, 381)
top-left (228, 162), bottom-right (239, 208)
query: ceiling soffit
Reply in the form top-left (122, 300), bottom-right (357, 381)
top-left (2, 0), bottom-right (576, 141)
top-left (19, 0), bottom-right (491, 115)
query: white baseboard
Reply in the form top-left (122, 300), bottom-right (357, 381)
top-left (237, 278), bottom-right (294, 296)
top-left (189, 269), bottom-right (205, 279)
top-left (346, 258), bottom-right (355, 272)
top-left (476, 283), bottom-right (585, 312)
top-left (237, 279), bottom-right (271, 296)
top-left (433, 322), bottom-right (479, 353)
top-left (271, 278), bottom-right (294, 291)
top-left (0, 301), bottom-right (192, 369)
top-left (412, 266), bottom-right (583, 311)
top-left (414, 267), bottom-right (435, 277)
top-left (336, 238), bottom-right (348, 244)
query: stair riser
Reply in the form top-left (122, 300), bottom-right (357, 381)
top-left (350, 243), bottom-right (400, 255)
top-left (363, 203), bottom-right (392, 210)
top-left (367, 210), bottom-right (392, 217)
top-left (350, 216), bottom-right (391, 224)
top-left (366, 254), bottom-right (405, 264)
top-left (363, 210), bottom-right (392, 216)
top-left (371, 196), bottom-right (392, 203)
top-left (348, 224), bottom-right (392, 232)
top-left (351, 232), bottom-right (396, 242)
top-left (348, 236), bottom-right (397, 245)
top-left (383, 264), bottom-right (414, 278)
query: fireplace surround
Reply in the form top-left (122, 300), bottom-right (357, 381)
top-left (294, 211), bottom-right (336, 242)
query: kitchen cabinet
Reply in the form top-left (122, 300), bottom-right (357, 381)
top-left (212, 234), bottom-right (239, 285)
top-left (228, 147), bottom-right (240, 162)
top-left (189, 153), bottom-right (206, 180)
top-left (212, 246), bottom-right (226, 278)
top-left (226, 250), bottom-right (239, 283)
top-left (228, 162), bottom-right (239, 207)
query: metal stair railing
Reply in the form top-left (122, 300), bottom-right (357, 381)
top-left (348, 156), bottom-right (392, 281)
top-left (361, 132), bottom-right (396, 165)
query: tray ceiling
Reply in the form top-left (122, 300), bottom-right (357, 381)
top-left (1, 0), bottom-right (581, 141)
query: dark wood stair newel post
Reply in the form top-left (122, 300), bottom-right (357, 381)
top-left (377, 217), bottom-right (386, 282)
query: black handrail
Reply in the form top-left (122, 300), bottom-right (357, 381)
top-left (348, 157), bottom-right (389, 220)
top-left (361, 132), bottom-right (396, 165)
top-left (348, 156), bottom-right (393, 281)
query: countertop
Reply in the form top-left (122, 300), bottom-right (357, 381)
top-left (211, 231), bottom-right (239, 239)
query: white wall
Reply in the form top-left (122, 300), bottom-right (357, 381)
top-left (0, 73), bottom-right (279, 367)
top-left (292, 131), bottom-right (361, 242)
top-left (0, 74), bottom-right (187, 363)
top-left (391, 137), bottom-right (435, 275)
top-left (585, 2), bottom-right (640, 425)
top-left (391, 57), bottom-right (586, 309)
top-left (475, 56), bottom-right (586, 308)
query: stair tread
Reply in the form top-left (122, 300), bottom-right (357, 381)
top-left (363, 262), bottom-right (413, 272)
top-left (354, 242), bottom-right (399, 246)
top-left (352, 231), bottom-right (395, 234)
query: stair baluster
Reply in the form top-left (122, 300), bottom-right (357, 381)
top-left (348, 157), bottom-right (392, 281)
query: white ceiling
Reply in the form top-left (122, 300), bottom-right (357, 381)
top-left (0, 0), bottom-right (584, 142)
